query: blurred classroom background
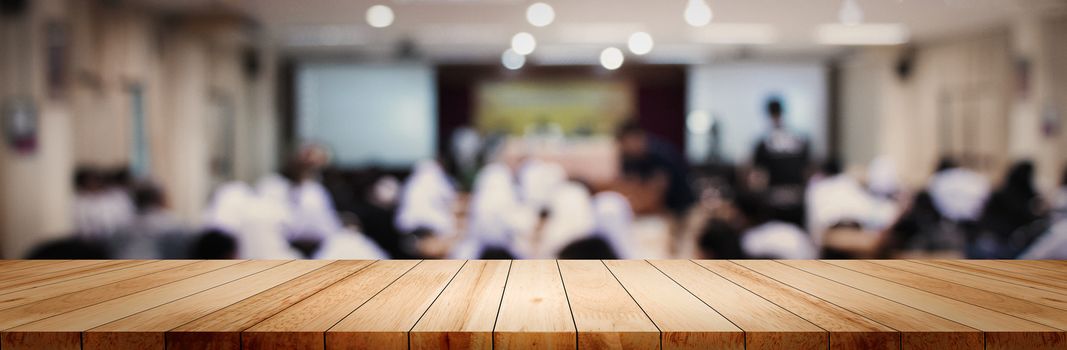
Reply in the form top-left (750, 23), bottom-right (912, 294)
top-left (1, 0), bottom-right (1067, 260)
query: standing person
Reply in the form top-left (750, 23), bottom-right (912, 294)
top-left (615, 120), bottom-right (695, 216)
top-left (752, 98), bottom-right (810, 227)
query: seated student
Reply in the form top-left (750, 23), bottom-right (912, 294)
top-left (539, 182), bottom-right (597, 258)
top-left (452, 161), bottom-right (537, 259)
top-left (204, 182), bottom-right (301, 259)
top-left (395, 160), bottom-right (458, 256)
top-left (72, 167), bottom-right (134, 239)
top-left (975, 161), bottom-right (1047, 258)
top-left (735, 194), bottom-right (817, 259)
top-left (805, 159), bottom-right (898, 249)
top-left (110, 183), bottom-right (187, 259)
top-left (518, 158), bottom-right (567, 213)
top-left (592, 191), bottom-right (638, 259)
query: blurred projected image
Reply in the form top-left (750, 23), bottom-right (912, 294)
top-left (475, 80), bottom-right (634, 137)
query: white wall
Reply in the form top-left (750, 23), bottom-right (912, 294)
top-left (686, 63), bottom-right (828, 164)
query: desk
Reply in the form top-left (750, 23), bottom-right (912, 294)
top-left (0, 259), bottom-right (1065, 349)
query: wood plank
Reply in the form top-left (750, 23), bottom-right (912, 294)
top-left (734, 260), bottom-right (981, 350)
top-left (652, 260), bottom-right (825, 350)
top-left (604, 260), bottom-right (743, 350)
top-left (0, 260), bottom-right (88, 281)
top-left (870, 260), bottom-right (1067, 312)
top-left (916, 260), bottom-right (1067, 295)
top-left (0, 260), bottom-right (125, 294)
top-left (0, 260), bottom-right (71, 274)
top-left (784, 260), bottom-right (1066, 350)
top-left (0, 260), bottom-right (238, 331)
top-left (83, 260), bottom-right (332, 350)
top-left (1010, 260), bottom-right (1067, 275)
top-left (1, 260), bottom-right (280, 350)
top-left (694, 260), bottom-right (900, 349)
top-left (0, 260), bottom-right (195, 311)
top-left (493, 260), bottom-right (576, 349)
top-left (410, 260), bottom-right (510, 350)
top-left (167, 260), bottom-right (375, 350)
top-left (972, 260), bottom-right (1067, 281)
top-left (828, 260), bottom-right (1067, 329)
top-left (241, 260), bottom-right (420, 349)
top-left (326, 260), bottom-right (466, 350)
top-left (558, 260), bottom-right (659, 350)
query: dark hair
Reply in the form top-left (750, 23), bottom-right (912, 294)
top-left (766, 98), bottom-right (783, 116)
top-left (821, 158), bottom-right (843, 176)
top-left (479, 246), bottom-right (516, 259)
top-left (698, 219), bottom-right (745, 259)
top-left (25, 238), bottom-right (111, 259)
top-left (936, 156), bottom-right (958, 172)
top-left (615, 119), bottom-right (644, 139)
top-left (74, 167), bottom-right (100, 190)
top-left (558, 236), bottom-right (618, 259)
top-left (1003, 160), bottom-right (1036, 198)
top-left (190, 229), bottom-right (238, 259)
top-left (133, 184), bottom-right (165, 213)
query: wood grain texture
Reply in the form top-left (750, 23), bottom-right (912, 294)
top-left (1, 260), bottom-right (280, 350)
top-left (241, 260), bottom-right (419, 349)
top-left (493, 260), bottom-right (576, 350)
top-left (872, 260), bottom-right (1067, 311)
top-left (604, 260), bottom-right (743, 350)
top-left (558, 260), bottom-right (659, 350)
top-left (917, 260), bottom-right (1067, 295)
top-left (167, 260), bottom-right (375, 350)
top-left (410, 260), bottom-right (510, 350)
top-left (961, 260), bottom-right (1067, 283)
top-left (785, 260), bottom-right (1066, 350)
top-left (0, 260), bottom-right (238, 331)
top-left (0, 260), bottom-right (71, 274)
top-left (0, 260), bottom-right (194, 311)
top-left (327, 260), bottom-right (466, 350)
top-left (694, 260), bottom-right (899, 350)
top-left (732, 260), bottom-right (980, 350)
top-left (652, 260), bottom-right (825, 350)
top-left (827, 260), bottom-right (1067, 330)
top-left (83, 260), bottom-right (332, 350)
top-left (0, 260), bottom-right (133, 295)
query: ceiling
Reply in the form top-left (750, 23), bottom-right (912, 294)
top-left (141, 0), bottom-right (1067, 63)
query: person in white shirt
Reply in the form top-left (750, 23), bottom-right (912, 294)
top-left (453, 162), bottom-right (537, 259)
top-left (395, 160), bottom-right (458, 238)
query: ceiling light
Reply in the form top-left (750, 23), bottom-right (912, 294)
top-left (501, 49), bottom-right (525, 70)
top-left (365, 5), bottom-right (395, 28)
top-left (815, 23), bottom-right (909, 45)
top-left (684, 0), bottom-right (713, 27)
top-left (838, 0), bottom-right (863, 26)
top-left (690, 23), bottom-right (778, 44)
top-left (511, 32), bottom-right (537, 55)
top-left (627, 32), bottom-right (654, 55)
top-left (599, 47), bottom-right (624, 70)
top-left (526, 2), bottom-right (555, 27)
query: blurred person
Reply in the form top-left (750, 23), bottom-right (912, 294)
top-left (395, 160), bottom-right (457, 258)
top-left (539, 182), bottom-right (597, 258)
top-left (616, 119), bottom-right (695, 216)
top-left (867, 156), bottom-right (901, 199)
top-left (110, 183), bottom-right (188, 259)
top-left (752, 98), bottom-right (810, 227)
top-left (1053, 167), bottom-right (1067, 222)
top-left (25, 237), bottom-right (111, 259)
top-left (452, 161), bottom-right (538, 259)
top-left (592, 191), bottom-right (638, 259)
top-left (558, 236), bottom-right (619, 259)
top-left (71, 167), bottom-right (135, 238)
top-left (805, 159), bottom-right (898, 247)
top-left (190, 229), bottom-right (238, 259)
top-left (927, 157), bottom-right (990, 222)
top-left (448, 127), bottom-right (483, 189)
top-left (518, 158), bottom-right (567, 213)
top-left (735, 193), bottom-right (817, 259)
top-left (204, 182), bottom-right (301, 259)
top-left (279, 144), bottom-right (344, 243)
top-left (313, 227), bottom-right (389, 259)
top-left (974, 161), bottom-right (1047, 258)
top-left (344, 174), bottom-right (402, 258)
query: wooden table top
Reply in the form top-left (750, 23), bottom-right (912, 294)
top-left (0, 259), bottom-right (1065, 350)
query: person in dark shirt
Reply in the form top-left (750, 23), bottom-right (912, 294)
top-left (616, 120), bottom-right (695, 216)
top-left (752, 98), bottom-right (810, 227)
